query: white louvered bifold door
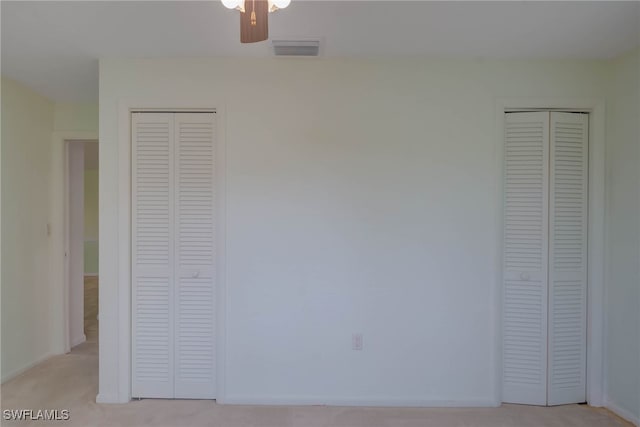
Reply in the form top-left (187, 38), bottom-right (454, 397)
top-left (502, 112), bottom-right (549, 405)
top-left (132, 112), bottom-right (216, 399)
top-left (502, 111), bottom-right (588, 406)
top-left (173, 113), bottom-right (217, 399)
top-left (547, 112), bottom-right (587, 405)
top-left (132, 113), bottom-right (175, 398)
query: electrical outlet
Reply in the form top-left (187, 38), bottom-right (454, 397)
top-left (352, 333), bottom-right (363, 351)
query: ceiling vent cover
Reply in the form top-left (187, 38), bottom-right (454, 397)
top-left (272, 40), bottom-right (320, 56)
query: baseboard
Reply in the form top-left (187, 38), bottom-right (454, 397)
top-left (84, 273), bottom-right (99, 277)
top-left (71, 334), bottom-right (86, 348)
top-left (1, 352), bottom-right (54, 384)
top-left (606, 400), bottom-right (640, 426)
top-left (222, 395), bottom-right (499, 407)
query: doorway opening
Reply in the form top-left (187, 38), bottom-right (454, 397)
top-left (66, 139), bottom-right (99, 349)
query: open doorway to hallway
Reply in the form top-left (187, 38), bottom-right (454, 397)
top-left (83, 141), bottom-right (99, 344)
top-left (66, 140), bottom-right (99, 349)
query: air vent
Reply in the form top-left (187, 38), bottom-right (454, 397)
top-left (272, 40), bottom-right (320, 56)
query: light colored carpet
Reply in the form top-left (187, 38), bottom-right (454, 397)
top-left (1, 341), bottom-right (631, 427)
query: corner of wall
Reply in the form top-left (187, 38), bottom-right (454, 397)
top-left (603, 45), bottom-right (640, 427)
top-left (606, 398), bottom-right (640, 426)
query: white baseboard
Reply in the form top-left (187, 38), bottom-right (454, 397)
top-left (1, 352), bottom-right (54, 384)
top-left (71, 334), bottom-right (86, 348)
top-left (222, 395), bottom-right (499, 407)
top-left (606, 400), bottom-right (640, 426)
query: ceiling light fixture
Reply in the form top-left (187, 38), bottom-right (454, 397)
top-left (221, 0), bottom-right (291, 44)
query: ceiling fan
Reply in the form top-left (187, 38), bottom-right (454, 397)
top-left (221, 0), bottom-right (292, 43)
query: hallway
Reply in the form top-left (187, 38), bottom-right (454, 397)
top-left (84, 276), bottom-right (98, 344)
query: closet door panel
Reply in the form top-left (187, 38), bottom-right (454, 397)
top-left (502, 112), bottom-right (549, 405)
top-left (548, 112), bottom-right (588, 405)
top-left (173, 113), bottom-right (217, 399)
top-left (132, 113), bottom-right (175, 398)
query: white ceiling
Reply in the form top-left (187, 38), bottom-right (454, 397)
top-left (2, 1), bottom-right (639, 102)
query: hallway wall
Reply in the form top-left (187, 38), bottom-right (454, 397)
top-left (84, 168), bottom-right (98, 275)
top-left (1, 77), bottom-right (55, 382)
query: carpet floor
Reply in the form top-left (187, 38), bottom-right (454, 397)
top-left (1, 323), bottom-right (631, 426)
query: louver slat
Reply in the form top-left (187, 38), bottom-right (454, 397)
top-left (547, 112), bottom-right (587, 405)
top-left (132, 113), bottom-right (174, 398)
top-left (502, 112), bottom-right (549, 405)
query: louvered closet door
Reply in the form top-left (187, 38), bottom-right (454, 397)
top-left (132, 113), bottom-right (175, 398)
top-left (547, 112), bottom-right (587, 405)
top-left (173, 113), bottom-right (217, 399)
top-left (502, 112), bottom-right (549, 405)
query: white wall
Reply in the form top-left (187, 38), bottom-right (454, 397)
top-left (54, 103), bottom-right (99, 132)
top-left (605, 48), bottom-right (640, 425)
top-left (1, 77), bottom-right (55, 382)
top-left (99, 57), bottom-right (612, 404)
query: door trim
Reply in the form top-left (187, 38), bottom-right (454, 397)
top-left (66, 140), bottom-right (87, 350)
top-left (494, 98), bottom-right (606, 407)
top-left (101, 99), bottom-right (227, 404)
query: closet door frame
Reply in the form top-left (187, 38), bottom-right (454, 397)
top-left (495, 99), bottom-right (606, 408)
top-left (115, 99), bottom-right (227, 403)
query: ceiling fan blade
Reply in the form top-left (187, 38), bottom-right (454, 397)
top-left (240, 0), bottom-right (268, 43)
